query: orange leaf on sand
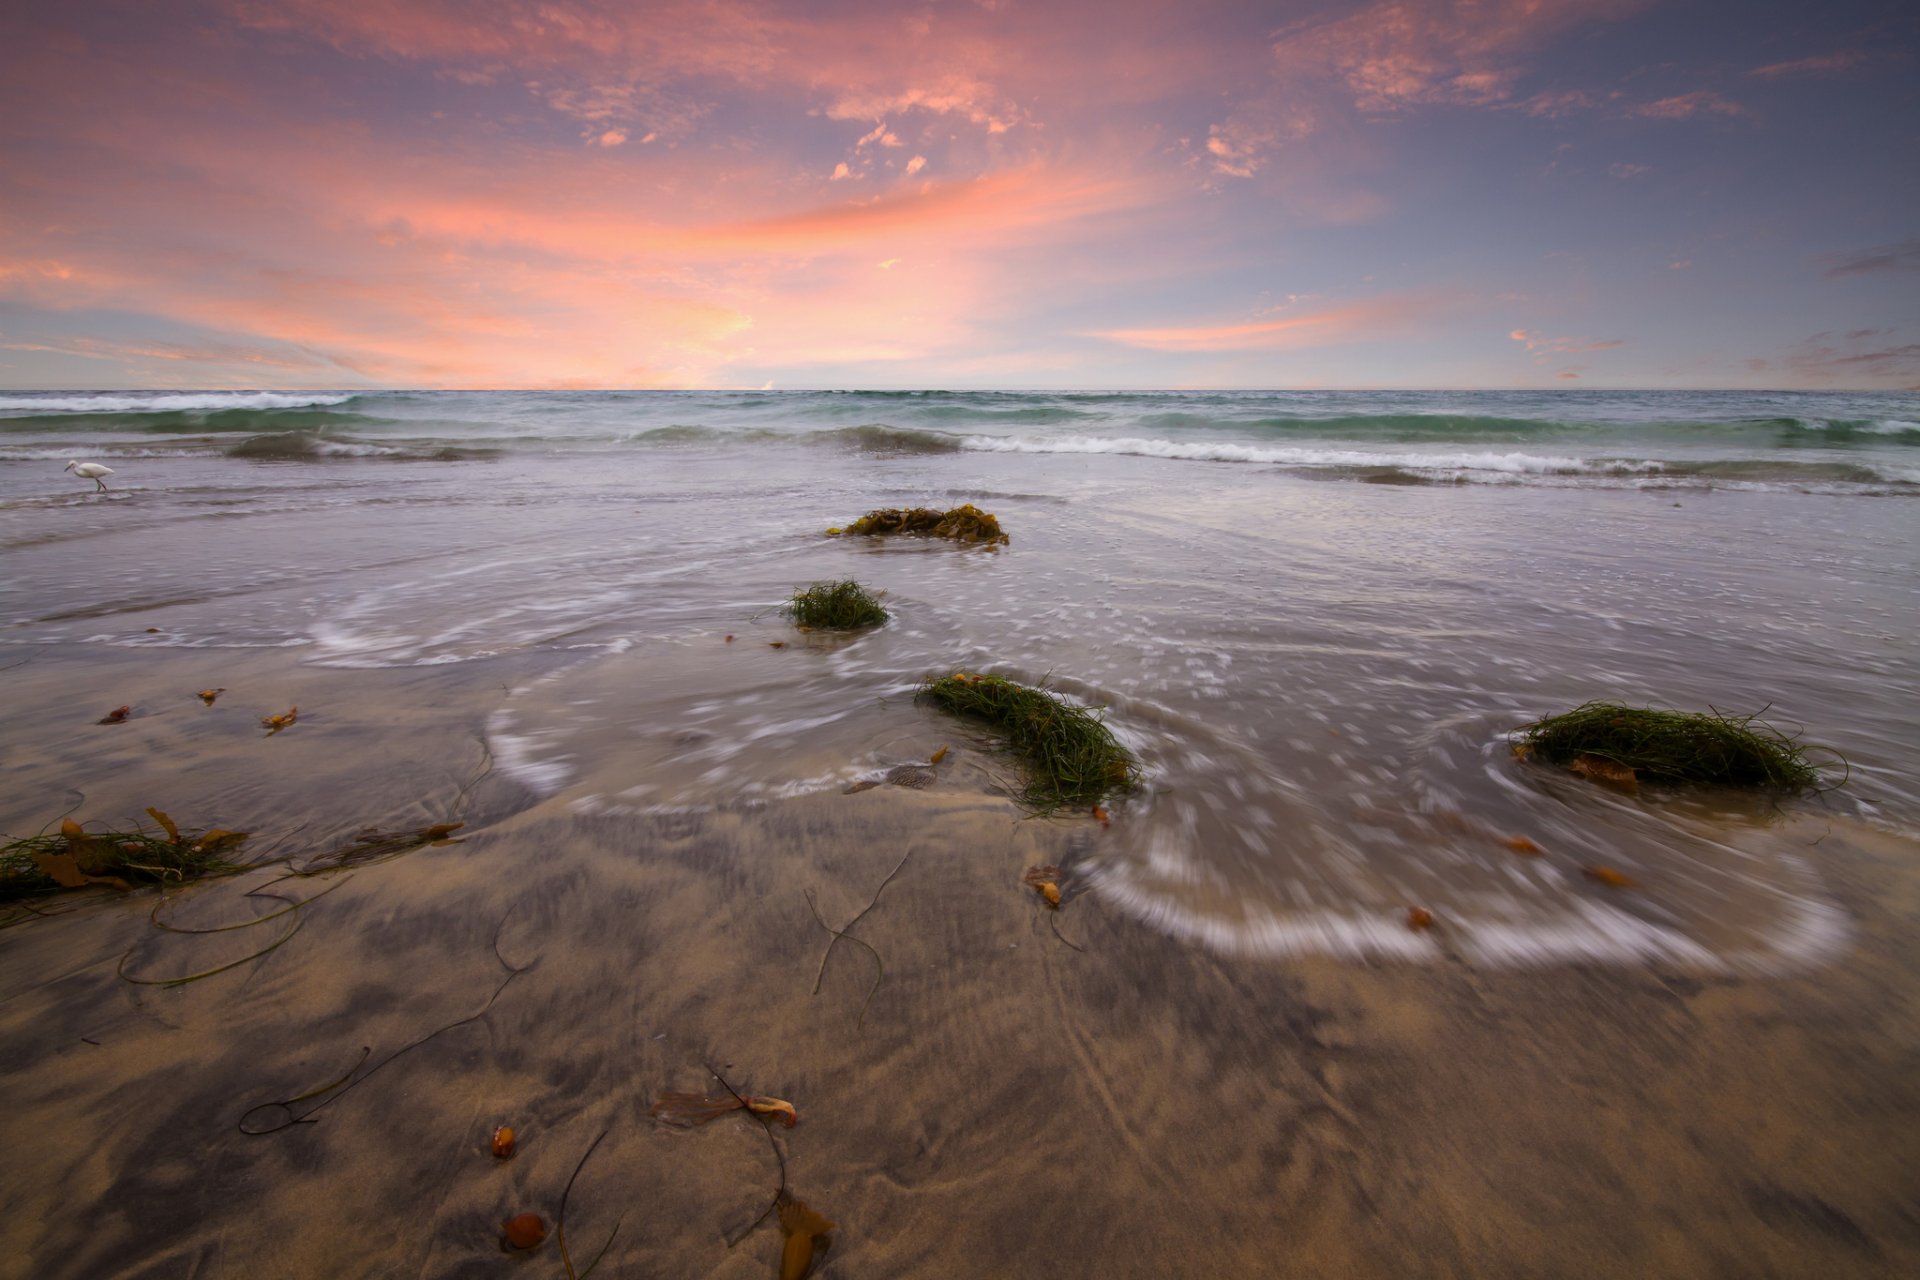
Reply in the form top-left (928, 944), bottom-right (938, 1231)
top-left (60, 818), bottom-right (85, 841)
top-left (769, 641), bottom-right (786, 649)
top-left (192, 828), bottom-right (250, 854)
top-left (724, 634), bottom-right (735, 642)
top-left (30, 852), bottom-right (129, 891)
top-left (490, 1126), bottom-right (516, 1158)
top-left (500, 1213), bottom-right (547, 1250)
top-left (1582, 865), bottom-right (1639, 889)
top-left (146, 808), bottom-right (182, 844)
top-left (197, 688), bottom-right (224, 705)
top-left (262, 707), bottom-right (298, 734)
top-left (1091, 805), bottom-right (1110, 828)
top-left (777, 1192), bottom-right (835, 1280)
top-left (99, 705), bottom-right (131, 724)
top-left (421, 822), bottom-right (464, 842)
top-left (929, 746), bottom-right (949, 766)
top-left (1022, 865), bottom-right (1063, 907)
top-left (1406, 907), bottom-right (1435, 931)
top-left (746, 1096), bottom-right (799, 1127)
top-left (1503, 835), bottom-right (1544, 856)
top-left (1569, 753), bottom-right (1639, 794)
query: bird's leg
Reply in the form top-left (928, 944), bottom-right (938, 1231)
top-left (95, 477), bottom-right (107, 492)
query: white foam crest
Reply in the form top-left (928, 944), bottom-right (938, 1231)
top-left (0, 445), bottom-right (223, 460)
top-left (0, 391), bottom-right (360, 415)
top-left (959, 434), bottom-right (1660, 475)
top-left (485, 710), bottom-right (574, 795)
top-left (1095, 869), bottom-right (1846, 972)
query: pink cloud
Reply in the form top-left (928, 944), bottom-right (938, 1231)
top-left (1822, 239), bottom-right (1920, 279)
top-left (1269, 1), bottom-right (1654, 114)
top-left (1631, 90), bottom-right (1748, 120)
top-left (1743, 332), bottom-right (1920, 386)
top-left (1510, 329), bottom-right (1625, 356)
top-left (1090, 289), bottom-right (1468, 352)
top-left (1748, 52), bottom-right (1866, 78)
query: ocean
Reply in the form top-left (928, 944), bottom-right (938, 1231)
top-left (4, 387), bottom-right (1920, 1276)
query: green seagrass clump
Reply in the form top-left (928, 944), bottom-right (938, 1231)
top-left (1, 817), bottom-right (250, 906)
top-left (831, 503), bottom-right (1008, 545)
top-left (920, 672), bottom-right (1137, 809)
top-left (1515, 701), bottom-right (1834, 791)
top-left (788, 579), bottom-right (889, 630)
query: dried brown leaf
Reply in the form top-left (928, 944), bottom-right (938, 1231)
top-left (777, 1194), bottom-right (835, 1280)
top-left (192, 828), bottom-right (250, 854)
top-left (30, 852), bottom-right (129, 891)
top-left (1406, 907), bottom-right (1435, 931)
top-left (1582, 865), bottom-right (1639, 889)
top-left (197, 688), bottom-right (224, 705)
top-left (500, 1213), bottom-right (547, 1250)
top-left (146, 807), bottom-right (182, 845)
top-left (262, 706), bottom-right (298, 734)
top-left (928, 746), bottom-right (949, 765)
top-left (1503, 835), bottom-right (1543, 856)
top-left (1569, 753), bottom-right (1639, 794)
top-left (99, 705), bottom-right (131, 725)
top-left (491, 1126), bottom-right (516, 1158)
top-left (746, 1095), bottom-right (799, 1127)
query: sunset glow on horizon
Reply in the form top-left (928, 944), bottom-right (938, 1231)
top-left (1, 0), bottom-right (1914, 390)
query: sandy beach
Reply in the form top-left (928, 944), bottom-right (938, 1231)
top-left (3, 638), bottom-right (1917, 1279)
top-left (4, 391), bottom-right (1919, 1277)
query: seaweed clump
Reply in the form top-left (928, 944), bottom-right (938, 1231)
top-left (834, 504), bottom-right (1008, 545)
top-left (2, 813), bottom-right (250, 905)
top-left (920, 673), bottom-right (1137, 809)
top-left (787, 579), bottom-right (889, 630)
top-left (1515, 701), bottom-right (1831, 792)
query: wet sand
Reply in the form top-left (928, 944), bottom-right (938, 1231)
top-left (2, 645), bottom-right (1917, 1279)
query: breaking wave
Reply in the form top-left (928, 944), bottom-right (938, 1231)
top-left (0, 391), bottom-right (363, 416)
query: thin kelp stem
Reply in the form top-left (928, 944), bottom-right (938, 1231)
top-left (710, 1061), bottom-right (790, 1249)
top-left (239, 907), bottom-right (534, 1134)
top-left (807, 845), bottom-right (912, 1028)
top-left (1048, 912), bottom-right (1087, 954)
top-left (558, 1126), bottom-right (623, 1280)
top-left (148, 876), bottom-right (344, 935)
top-left (450, 736), bottom-right (495, 820)
top-left (116, 884), bottom-right (336, 987)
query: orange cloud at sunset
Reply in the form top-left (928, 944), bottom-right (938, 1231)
top-left (2, 1), bottom-right (1914, 389)
top-left (1091, 290), bottom-right (1469, 353)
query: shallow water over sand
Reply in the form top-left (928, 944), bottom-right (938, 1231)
top-left (4, 437), bottom-right (1914, 969)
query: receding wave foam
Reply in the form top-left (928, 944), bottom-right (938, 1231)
top-left (0, 391), bottom-right (362, 416)
top-left (225, 430), bottom-right (498, 461)
top-left (960, 433), bottom-right (1658, 476)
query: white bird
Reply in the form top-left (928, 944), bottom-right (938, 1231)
top-left (64, 460), bottom-right (114, 492)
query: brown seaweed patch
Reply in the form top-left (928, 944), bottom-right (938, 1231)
top-left (832, 503), bottom-right (1008, 544)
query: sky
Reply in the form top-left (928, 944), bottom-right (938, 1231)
top-left (0, 0), bottom-right (1915, 391)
